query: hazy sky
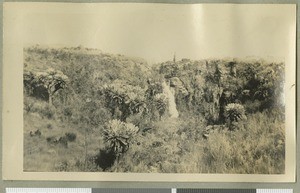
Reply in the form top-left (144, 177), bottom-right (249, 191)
top-left (16, 3), bottom-right (295, 63)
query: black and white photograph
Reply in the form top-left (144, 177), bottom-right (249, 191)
top-left (3, 3), bottom-right (296, 181)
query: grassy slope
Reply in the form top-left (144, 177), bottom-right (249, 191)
top-left (23, 45), bottom-right (152, 172)
top-left (110, 111), bottom-right (284, 174)
top-left (24, 99), bottom-right (104, 172)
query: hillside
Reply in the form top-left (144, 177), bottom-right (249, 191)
top-left (24, 45), bottom-right (285, 174)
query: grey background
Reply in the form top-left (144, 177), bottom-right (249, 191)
top-left (0, 0), bottom-right (298, 193)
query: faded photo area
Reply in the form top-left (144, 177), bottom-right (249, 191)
top-left (23, 47), bottom-right (285, 174)
top-left (21, 4), bottom-right (290, 174)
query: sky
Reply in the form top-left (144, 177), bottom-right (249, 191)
top-left (14, 3), bottom-right (296, 63)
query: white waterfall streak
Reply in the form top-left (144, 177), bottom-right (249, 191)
top-left (162, 80), bottom-right (179, 118)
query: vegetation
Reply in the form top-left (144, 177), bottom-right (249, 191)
top-left (224, 103), bottom-right (247, 130)
top-left (24, 45), bottom-right (285, 174)
top-left (102, 119), bottom-right (139, 159)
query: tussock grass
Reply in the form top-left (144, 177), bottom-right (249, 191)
top-left (108, 110), bottom-right (284, 174)
top-left (24, 101), bottom-right (284, 174)
top-left (24, 99), bottom-right (104, 172)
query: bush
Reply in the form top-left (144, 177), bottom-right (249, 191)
top-left (65, 132), bottom-right (77, 142)
top-left (94, 149), bottom-right (117, 171)
top-left (58, 136), bottom-right (68, 148)
top-left (46, 135), bottom-right (68, 148)
top-left (40, 104), bottom-right (55, 119)
top-left (63, 106), bottom-right (73, 117)
top-left (102, 119), bottom-right (139, 156)
top-left (46, 123), bottom-right (53, 130)
top-left (243, 100), bottom-right (261, 113)
top-left (46, 136), bottom-right (59, 144)
top-left (224, 103), bottom-right (246, 130)
top-left (54, 161), bottom-right (69, 171)
top-left (24, 97), bottom-right (35, 113)
top-left (27, 101), bottom-right (56, 119)
top-left (200, 111), bottom-right (285, 174)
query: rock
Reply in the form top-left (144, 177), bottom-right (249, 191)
top-left (169, 77), bottom-right (181, 87)
top-left (47, 149), bottom-right (57, 155)
top-left (169, 77), bottom-right (189, 96)
top-left (29, 129), bottom-right (41, 137)
top-left (242, 90), bottom-right (250, 96)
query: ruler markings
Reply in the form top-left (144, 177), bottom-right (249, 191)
top-left (177, 189), bottom-right (256, 193)
top-left (5, 188), bottom-right (294, 193)
top-left (6, 188), bottom-right (92, 193)
top-left (257, 189), bottom-right (293, 193)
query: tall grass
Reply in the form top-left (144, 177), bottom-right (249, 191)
top-left (24, 97), bottom-right (103, 172)
top-left (109, 110), bottom-right (284, 174)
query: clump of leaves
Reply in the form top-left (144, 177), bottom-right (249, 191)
top-left (101, 80), bottom-right (147, 121)
top-left (103, 119), bottom-right (139, 157)
top-left (153, 93), bottom-right (168, 119)
top-left (33, 68), bottom-right (68, 104)
top-left (224, 103), bottom-right (247, 130)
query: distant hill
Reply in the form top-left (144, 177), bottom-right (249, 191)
top-left (24, 45), bottom-right (152, 89)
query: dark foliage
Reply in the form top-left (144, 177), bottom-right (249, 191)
top-left (94, 149), bottom-right (117, 171)
top-left (65, 132), bottom-right (77, 142)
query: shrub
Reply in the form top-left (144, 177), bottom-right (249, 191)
top-left (24, 97), bottom-right (35, 113)
top-left (46, 123), bottom-right (53, 130)
top-left (65, 132), bottom-right (77, 142)
top-left (153, 93), bottom-right (168, 119)
top-left (102, 119), bottom-right (139, 157)
top-left (63, 106), bottom-right (72, 117)
top-left (39, 104), bottom-right (56, 119)
top-left (243, 100), bottom-right (262, 113)
top-left (29, 129), bottom-right (42, 137)
top-left (58, 136), bottom-right (68, 148)
top-left (46, 135), bottom-right (68, 148)
top-left (42, 106), bottom-right (55, 119)
top-left (54, 161), bottom-right (69, 171)
top-left (94, 149), bottom-right (116, 171)
top-left (33, 68), bottom-right (69, 104)
top-left (224, 103), bottom-right (246, 130)
top-left (46, 136), bottom-right (59, 144)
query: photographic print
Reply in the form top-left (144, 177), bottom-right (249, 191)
top-left (3, 3), bottom-right (296, 181)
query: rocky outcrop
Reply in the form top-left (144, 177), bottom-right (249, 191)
top-left (169, 77), bottom-right (189, 97)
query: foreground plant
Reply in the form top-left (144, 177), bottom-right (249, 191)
top-left (102, 119), bottom-right (139, 158)
top-left (224, 103), bottom-right (247, 130)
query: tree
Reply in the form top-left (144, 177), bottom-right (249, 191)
top-left (101, 80), bottom-right (147, 121)
top-left (34, 68), bottom-right (68, 104)
top-left (24, 70), bottom-right (35, 95)
top-left (224, 103), bottom-right (247, 130)
top-left (228, 61), bottom-right (237, 77)
top-left (213, 61), bottom-right (223, 86)
top-left (255, 62), bottom-right (284, 109)
top-left (102, 119), bottom-right (139, 160)
top-left (153, 93), bottom-right (168, 120)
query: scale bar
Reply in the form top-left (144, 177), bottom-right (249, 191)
top-left (5, 188), bottom-right (293, 193)
top-left (177, 189), bottom-right (256, 193)
top-left (6, 188), bottom-right (92, 193)
top-left (91, 189), bottom-right (170, 193)
top-left (257, 190), bottom-right (293, 193)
